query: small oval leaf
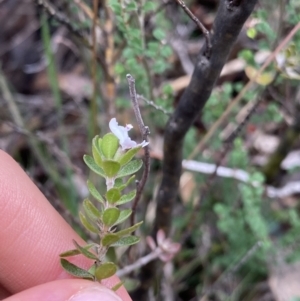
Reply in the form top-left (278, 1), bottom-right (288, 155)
top-left (106, 188), bottom-right (121, 204)
top-left (102, 233), bottom-right (120, 246)
top-left (79, 212), bottom-right (98, 233)
top-left (84, 155), bottom-right (106, 178)
top-left (116, 159), bottom-right (143, 178)
top-left (60, 259), bottom-right (94, 280)
top-left (83, 199), bottom-right (101, 220)
top-left (92, 136), bottom-right (103, 167)
top-left (118, 146), bottom-right (142, 166)
top-left (59, 243), bottom-right (95, 257)
top-left (114, 175), bottom-right (135, 191)
top-left (115, 221), bottom-right (143, 237)
top-left (116, 190), bottom-right (136, 205)
top-left (73, 240), bottom-right (98, 260)
top-left (102, 160), bottom-right (121, 177)
top-left (87, 180), bottom-right (105, 204)
top-left (101, 133), bottom-right (119, 159)
top-left (88, 264), bottom-right (96, 276)
top-left (111, 235), bottom-right (140, 247)
top-left (114, 209), bottom-right (132, 226)
top-left (102, 208), bottom-right (120, 226)
top-left (95, 262), bottom-right (117, 280)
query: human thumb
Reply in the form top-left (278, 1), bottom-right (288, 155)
top-left (4, 279), bottom-right (130, 301)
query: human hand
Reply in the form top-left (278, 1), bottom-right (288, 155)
top-left (0, 150), bottom-right (132, 301)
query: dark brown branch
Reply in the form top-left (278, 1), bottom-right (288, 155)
top-left (126, 74), bottom-right (150, 226)
top-left (175, 0), bottom-right (211, 57)
top-left (131, 2), bottom-right (258, 299)
top-left (154, 0), bottom-right (258, 236)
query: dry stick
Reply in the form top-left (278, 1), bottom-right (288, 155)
top-left (73, 0), bottom-right (103, 30)
top-left (126, 74), bottom-right (150, 226)
top-left (117, 248), bottom-right (162, 277)
top-left (137, 94), bottom-right (172, 116)
top-left (140, 2), bottom-right (258, 299)
top-left (175, 0), bottom-right (211, 57)
top-left (188, 21), bottom-right (300, 160)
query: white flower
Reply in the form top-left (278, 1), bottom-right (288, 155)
top-left (109, 118), bottom-right (149, 151)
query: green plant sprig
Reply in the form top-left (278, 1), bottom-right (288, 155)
top-left (59, 118), bottom-right (148, 282)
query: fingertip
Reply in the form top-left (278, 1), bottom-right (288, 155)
top-left (3, 279), bottom-right (131, 301)
top-left (0, 151), bottom-right (131, 301)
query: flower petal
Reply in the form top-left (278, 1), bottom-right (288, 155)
top-left (109, 118), bottom-right (136, 150)
top-left (146, 236), bottom-right (156, 251)
top-left (156, 229), bottom-right (166, 246)
top-left (121, 137), bottom-right (138, 150)
top-left (159, 253), bottom-right (174, 262)
top-left (109, 118), bottom-right (149, 150)
top-left (168, 242), bottom-right (181, 254)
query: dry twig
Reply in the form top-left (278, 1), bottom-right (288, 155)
top-left (126, 74), bottom-right (150, 226)
top-left (137, 94), bottom-right (172, 116)
top-left (175, 0), bottom-right (211, 57)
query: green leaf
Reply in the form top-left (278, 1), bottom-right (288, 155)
top-left (60, 259), bottom-right (94, 280)
top-left (143, 1), bottom-right (156, 12)
top-left (114, 175), bottom-right (135, 191)
top-left (84, 155), bottom-right (106, 178)
top-left (106, 188), bottom-right (121, 204)
top-left (83, 199), bottom-right (101, 220)
top-left (102, 233), bottom-right (120, 246)
top-left (114, 178), bottom-right (123, 188)
top-left (118, 146), bottom-right (142, 166)
top-left (126, 1), bottom-right (137, 11)
top-left (161, 45), bottom-right (173, 58)
top-left (101, 133), bottom-right (119, 159)
top-left (153, 59), bottom-right (169, 74)
top-left (73, 240), bottom-right (98, 260)
top-left (95, 262), bottom-right (117, 280)
top-left (79, 212), bottom-right (98, 233)
top-left (247, 27), bottom-right (257, 39)
top-left (102, 160), bottom-right (121, 177)
top-left (88, 263), bottom-right (96, 276)
top-left (92, 136), bottom-right (103, 167)
top-left (115, 221), bottom-right (143, 237)
top-left (109, 1), bottom-right (122, 14)
top-left (111, 235), bottom-right (140, 247)
top-left (116, 159), bottom-right (143, 178)
top-left (153, 28), bottom-right (165, 40)
top-left (102, 208), bottom-right (120, 226)
top-left (116, 190), bottom-right (136, 205)
top-left (59, 243), bottom-right (95, 257)
top-left (114, 209), bottom-right (132, 225)
top-left (162, 83), bottom-right (174, 95)
top-left (87, 180), bottom-right (105, 204)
